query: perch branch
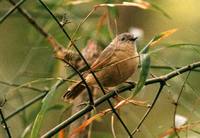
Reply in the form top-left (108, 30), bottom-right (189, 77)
top-left (41, 61), bottom-right (200, 138)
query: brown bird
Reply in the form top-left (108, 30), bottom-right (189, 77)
top-left (63, 33), bottom-right (139, 101)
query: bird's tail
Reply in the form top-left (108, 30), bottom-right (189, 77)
top-left (63, 81), bottom-right (85, 102)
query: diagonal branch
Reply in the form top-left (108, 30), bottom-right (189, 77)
top-left (6, 0), bottom-right (48, 37)
top-left (173, 71), bottom-right (191, 137)
top-left (131, 82), bottom-right (165, 136)
top-left (41, 61), bottom-right (200, 138)
top-left (0, 80), bottom-right (43, 93)
top-left (0, 0), bottom-right (28, 24)
top-left (0, 92), bottom-right (47, 124)
top-left (0, 109), bottom-right (12, 138)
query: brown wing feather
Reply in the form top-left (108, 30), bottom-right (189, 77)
top-left (90, 43), bottom-right (116, 71)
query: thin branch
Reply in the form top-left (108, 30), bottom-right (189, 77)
top-left (148, 65), bottom-right (200, 72)
top-left (130, 81), bottom-right (165, 136)
top-left (7, 0), bottom-right (48, 37)
top-left (173, 71), bottom-right (191, 137)
top-left (0, 0), bottom-right (28, 24)
top-left (0, 68), bottom-right (84, 124)
top-left (0, 92), bottom-right (47, 124)
top-left (58, 58), bottom-right (94, 105)
top-left (38, 0), bottom-right (132, 136)
top-left (0, 80), bottom-right (43, 93)
top-left (0, 109), bottom-right (12, 138)
top-left (41, 61), bottom-right (200, 138)
top-left (145, 61), bottom-right (200, 84)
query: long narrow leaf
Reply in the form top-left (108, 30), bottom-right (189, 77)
top-left (31, 79), bottom-right (63, 138)
top-left (132, 54), bottom-right (150, 96)
top-left (133, 29), bottom-right (177, 97)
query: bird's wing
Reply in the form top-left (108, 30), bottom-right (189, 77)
top-left (90, 43), bottom-right (117, 71)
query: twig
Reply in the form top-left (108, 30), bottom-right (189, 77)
top-left (148, 65), bottom-right (200, 72)
top-left (0, 70), bottom-right (80, 124)
top-left (59, 58), bottom-right (94, 105)
top-left (7, 0), bottom-right (48, 37)
top-left (0, 80), bottom-right (43, 93)
top-left (145, 62), bottom-right (200, 84)
top-left (130, 81), bottom-right (165, 136)
top-left (0, 109), bottom-right (12, 138)
top-left (0, 0), bottom-right (28, 24)
top-left (111, 114), bottom-right (117, 138)
top-left (173, 71), bottom-right (191, 137)
top-left (38, 0), bottom-right (132, 136)
top-left (41, 61), bottom-right (200, 138)
top-left (0, 92), bottom-right (47, 124)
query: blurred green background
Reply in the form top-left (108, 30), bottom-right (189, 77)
top-left (0, 0), bottom-right (200, 138)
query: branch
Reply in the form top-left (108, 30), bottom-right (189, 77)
top-left (173, 71), bottom-right (191, 137)
top-left (0, 109), bottom-right (12, 138)
top-left (0, 92), bottom-right (47, 124)
top-left (0, 0), bottom-right (28, 24)
top-left (147, 65), bottom-right (200, 72)
top-left (0, 80), bottom-right (43, 93)
top-left (41, 61), bottom-right (200, 138)
top-left (0, 68), bottom-right (84, 124)
top-left (7, 0), bottom-right (48, 37)
top-left (131, 82), bottom-right (165, 136)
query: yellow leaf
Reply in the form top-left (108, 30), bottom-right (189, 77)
top-left (150, 28), bottom-right (177, 47)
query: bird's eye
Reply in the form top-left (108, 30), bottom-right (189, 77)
top-left (121, 37), bottom-right (125, 41)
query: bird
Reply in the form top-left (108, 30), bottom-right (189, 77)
top-left (63, 32), bottom-right (139, 101)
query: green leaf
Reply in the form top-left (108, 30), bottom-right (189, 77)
top-left (46, 104), bottom-right (65, 112)
top-left (30, 79), bottom-right (63, 138)
top-left (133, 53), bottom-right (150, 96)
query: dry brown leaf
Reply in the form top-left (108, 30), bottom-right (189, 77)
top-left (96, 1), bottom-right (151, 9)
top-left (123, 1), bottom-right (151, 9)
top-left (68, 112), bottom-right (105, 138)
top-left (64, 0), bottom-right (92, 5)
top-left (150, 28), bottom-right (178, 47)
top-left (96, 13), bottom-right (108, 34)
top-left (58, 129), bottom-right (65, 138)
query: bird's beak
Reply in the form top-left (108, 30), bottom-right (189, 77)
top-left (133, 37), bottom-right (138, 41)
top-left (130, 37), bottom-right (138, 41)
